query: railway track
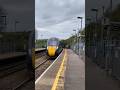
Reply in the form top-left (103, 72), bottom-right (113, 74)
top-left (35, 49), bottom-right (63, 80)
top-left (0, 49), bottom-right (59, 89)
top-left (11, 49), bottom-right (48, 90)
top-left (0, 62), bottom-right (26, 78)
top-left (13, 77), bottom-right (34, 90)
top-left (0, 55), bottom-right (33, 90)
top-left (0, 56), bottom-right (27, 78)
top-left (0, 68), bottom-right (34, 90)
top-left (13, 50), bottom-right (48, 90)
top-left (35, 50), bottom-right (55, 80)
top-left (35, 49), bottom-right (46, 59)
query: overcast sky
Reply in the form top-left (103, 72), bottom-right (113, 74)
top-left (35, 0), bottom-right (85, 39)
top-left (0, 0), bottom-right (34, 32)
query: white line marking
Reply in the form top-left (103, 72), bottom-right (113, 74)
top-left (35, 51), bottom-right (63, 84)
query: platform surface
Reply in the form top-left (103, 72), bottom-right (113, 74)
top-left (86, 57), bottom-right (120, 90)
top-left (0, 52), bottom-right (26, 60)
top-left (35, 48), bottom-right (46, 52)
top-left (64, 49), bottom-right (85, 90)
top-left (35, 49), bottom-right (85, 90)
top-left (35, 51), bottom-right (64, 90)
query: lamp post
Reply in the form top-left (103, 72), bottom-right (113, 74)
top-left (73, 29), bottom-right (77, 43)
top-left (77, 17), bottom-right (83, 31)
top-left (77, 16), bottom-right (83, 55)
top-left (104, 0), bottom-right (112, 72)
top-left (73, 29), bottom-right (77, 52)
top-left (91, 8), bottom-right (98, 59)
top-left (86, 18), bottom-right (92, 56)
top-left (14, 20), bottom-right (19, 32)
top-left (91, 8), bottom-right (98, 22)
top-left (0, 15), bottom-right (6, 31)
top-left (71, 34), bottom-right (74, 49)
top-left (41, 34), bottom-right (43, 48)
top-left (86, 17), bottom-right (91, 40)
top-left (86, 18), bottom-right (91, 38)
top-left (110, 0), bottom-right (112, 12)
top-left (1, 15), bottom-right (6, 25)
top-left (101, 6), bottom-right (105, 53)
top-left (13, 20), bottom-right (19, 52)
top-left (91, 8), bottom-right (98, 37)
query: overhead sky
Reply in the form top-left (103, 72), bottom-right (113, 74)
top-left (0, 0), bottom-right (34, 32)
top-left (35, 0), bottom-right (85, 39)
top-left (86, 0), bottom-right (120, 23)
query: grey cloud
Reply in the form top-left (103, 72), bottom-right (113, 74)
top-left (0, 0), bottom-right (34, 32)
top-left (86, 0), bottom-right (120, 22)
top-left (35, 0), bottom-right (84, 28)
top-left (36, 0), bottom-right (85, 39)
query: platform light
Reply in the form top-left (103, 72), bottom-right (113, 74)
top-left (77, 16), bottom-right (83, 55)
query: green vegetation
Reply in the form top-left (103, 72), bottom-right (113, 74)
top-left (61, 30), bottom-right (85, 48)
top-left (35, 39), bottom-right (47, 48)
top-left (105, 4), bottom-right (120, 21)
top-left (0, 32), bottom-right (29, 51)
top-left (86, 4), bottom-right (120, 46)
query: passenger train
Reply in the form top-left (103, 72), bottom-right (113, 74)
top-left (47, 37), bottom-right (63, 57)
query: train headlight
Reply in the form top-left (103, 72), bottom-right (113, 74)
top-left (56, 46), bottom-right (58, 49)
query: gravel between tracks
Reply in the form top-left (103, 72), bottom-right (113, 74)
top-left (35, 51), bottom-right (56, 80)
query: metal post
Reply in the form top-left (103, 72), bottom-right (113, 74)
top-left (110, 0), bottom-right (112, 12)
top-left (86, 18), bottom-right (91, 57)
top-left (80, 18), bottom-right (83, 55)
top-left (77, 17), bottom-right (83, 55)
top-left (14, 20), bottom-right (19, 32)
top-left (73, 29), bottom-right (76, 52)
top-left (101, 6), bottom-right (105, 63)
top-left (1, 16), bottom-right (6, 25)
top-left (91, 8), bottom-right (98, 59)
top-left (41, 34), bottom-right (43, 48)
top-left (0, 15), bottom-right (7, 31)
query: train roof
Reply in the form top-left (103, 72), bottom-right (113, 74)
top-left (48, 37), bottom-right (59, 41)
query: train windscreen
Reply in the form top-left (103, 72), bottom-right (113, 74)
top-left (47, 38), bottom-right (59, 46)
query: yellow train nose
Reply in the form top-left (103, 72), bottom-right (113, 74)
top-left (48, 46), bottom-right (57, 56)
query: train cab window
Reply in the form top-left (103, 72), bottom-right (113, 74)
top-left (47, 40), bottom-right (59, 46)
top-left (47, 38), bottom-right (59, 46)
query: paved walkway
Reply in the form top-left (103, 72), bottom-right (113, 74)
top-left (65, 49), bottom-right (85, 90)
top-left (86, 57), bottom-right (120, 90)
top-left (35, 51), bottom-right (64, 90)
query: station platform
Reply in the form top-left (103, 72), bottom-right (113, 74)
top-left (35, 48), bottom-right (46, 52)
top-left (35, 49), bottom-right (85, 90)
top-left (64, 49), bottom-right (85, 90)
top-left (0, 52), bottom-right (26, 60)
top-left (86, 57), bottom-right (120, 90)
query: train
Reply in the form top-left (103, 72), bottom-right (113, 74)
top-left (47, 37), bottom-right (63, 57)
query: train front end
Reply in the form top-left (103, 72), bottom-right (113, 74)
top-left (47, 38), bottom-right (59, 57)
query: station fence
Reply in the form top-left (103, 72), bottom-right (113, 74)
top-left (86, 21), bottom-right (120, 80)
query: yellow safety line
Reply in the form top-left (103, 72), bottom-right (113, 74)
top-left (51, 49), bottom-right (67, 90)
